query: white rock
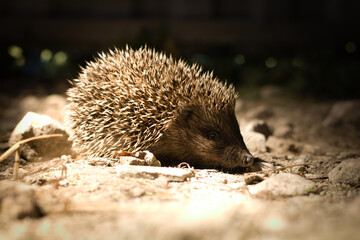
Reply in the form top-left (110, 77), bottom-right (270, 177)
top-left (248, 173), bottom-right (315, 197)
top-left (9, 112), bottom-right (72, 161)
top-left (134, 150), bottom-right (161, 167)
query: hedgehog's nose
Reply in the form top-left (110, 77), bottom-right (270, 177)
top-left (242, 154), bottom-right (254, 166)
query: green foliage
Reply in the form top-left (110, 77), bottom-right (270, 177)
top-left (1, 43), bottom-right (359, 99)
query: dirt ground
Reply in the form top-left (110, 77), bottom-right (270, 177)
top-left (0, 87), bottom-right (360, 240)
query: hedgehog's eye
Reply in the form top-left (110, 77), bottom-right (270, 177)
top-left (207, 131), bottom-right (220, 141)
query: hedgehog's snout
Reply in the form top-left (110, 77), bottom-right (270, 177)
top-left (241, 153), bottom-right (254, 167)
top-left (223, 145), bottom-right (254, 168)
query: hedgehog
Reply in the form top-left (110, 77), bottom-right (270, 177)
top-left (66, 46), bottom-right (254, 170)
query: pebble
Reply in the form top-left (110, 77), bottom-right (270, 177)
top-left (248, 173), bottom-right (316, 197)
top-left (134, 150), bottom-right (161, 167)
top-left (328, 158), bottom-right (360, 186)
top-left (117, 151), bottom-right (161, 167)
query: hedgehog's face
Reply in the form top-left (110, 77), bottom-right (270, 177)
top-left (153, 104), bottom-right (254, 170)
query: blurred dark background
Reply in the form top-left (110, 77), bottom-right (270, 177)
top-left (1, 0), bottom-right (359, 99)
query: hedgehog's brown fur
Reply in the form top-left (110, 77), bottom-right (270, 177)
top-left (66, 46), bottom-right (253, 169)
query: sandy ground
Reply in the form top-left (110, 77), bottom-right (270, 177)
top-left (0, 89), bottom-right (359, 240)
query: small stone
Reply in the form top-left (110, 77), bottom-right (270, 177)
top-left (134, 150), bottom-right (161, 167)
top-left (328, 159), bottom-right (360, 186)
top-left (117, 151), bottom-right (161, 167)
top-left (134, 151), bottom-right (147, 159)
top-left (248, 173), bottom-right (315, 197)
top-left (116, 165), bottom-right (194, 182)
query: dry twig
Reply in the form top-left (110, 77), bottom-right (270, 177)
top-left (0, 134), bottom-right (63, 179)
